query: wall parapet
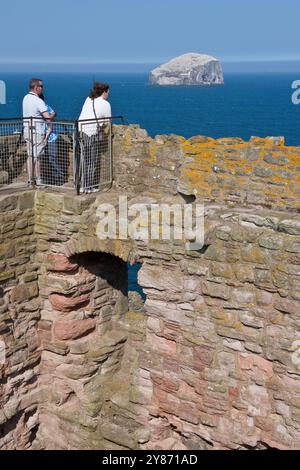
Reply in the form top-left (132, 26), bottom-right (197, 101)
top-left (113, 125), bottom-right (300, 212)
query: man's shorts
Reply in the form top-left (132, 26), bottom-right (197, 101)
top-left (25, 133), bottom-right (47, 159)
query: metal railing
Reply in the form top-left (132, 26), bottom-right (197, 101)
top-left (0, 116), bottom-right (122, 194)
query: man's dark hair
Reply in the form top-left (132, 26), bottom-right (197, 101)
top-left (29, 78), bottom-right (42, 90)
top-left (89, 82), bottom-right (109, 99)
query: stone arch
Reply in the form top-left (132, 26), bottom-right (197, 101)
top-left (37, 248), bottom-right (134, 449)
top-left (62, 235), bottom-right (138, 265)
top-left (70, 250), bottom-right (128, 327)
top-left (59, 234), bottom-right (146, 316)
top-left (44, 249), bottom-right (129, 337)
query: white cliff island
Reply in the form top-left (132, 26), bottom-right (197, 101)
top-left (149, 52), bottom-right (224, 86)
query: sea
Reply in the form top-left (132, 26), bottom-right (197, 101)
top-left (0, 72), bottom-right (300, 145)
top-left (0, 71), bottom-right (299, 294)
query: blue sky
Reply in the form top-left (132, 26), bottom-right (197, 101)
top-left (0, 0), bottom-right (299, 64)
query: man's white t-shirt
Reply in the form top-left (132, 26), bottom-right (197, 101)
top-left (78, 96), bottom-right (111, 136)
top-left (22, 92), bottom-right (48, 136)
top-left (23, 92), bottom-right (48, 118)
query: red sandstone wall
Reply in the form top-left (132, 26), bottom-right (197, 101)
top-left (0, 125), bottom-right (299, 450)
top-left (0, 193), bottom-right (40, 450)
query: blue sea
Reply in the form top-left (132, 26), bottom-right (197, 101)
top-left (0, 72), bottom-right (299, 145)
top-left (0, 71), bottom-right (299, 294)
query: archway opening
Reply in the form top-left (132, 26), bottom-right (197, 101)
top-left (66, 251), bottom-right (128, 324)
top-left (127, 262), bottom-right (146, 313)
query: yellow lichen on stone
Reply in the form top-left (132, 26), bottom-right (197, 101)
top-left (177, 136), bottom-right (300, 209)
top-left (148, 142), bottom-right (157, 162)
top-left (123, 128), bottom-right (134, 148)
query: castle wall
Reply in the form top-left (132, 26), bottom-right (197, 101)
top-left (113, 126), bottom-right (300, 212)
top-left (0, 192), bottom-right (40, 450)
top-left (138, 212), bottom-right (300, 449)
top-left (0, 124), bottom-right (299, 449)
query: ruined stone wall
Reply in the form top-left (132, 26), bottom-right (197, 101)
top-left (0, 192), bottom-right (40, 449)
top-left (36, 193), bottom-right (132, 449)
top-left (32, 193), bottom-right (300, 449)
top-left (113, 126), bottom-right (300, 212)
top-left (138, 213), bottom-right (300, 450)
top-left (0, 124), bottom-right (299, 450)
top-left (111, 126), bottom-right (300, 449)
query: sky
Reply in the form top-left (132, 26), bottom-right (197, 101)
top-left (0, 0), bottom-right (299, 66)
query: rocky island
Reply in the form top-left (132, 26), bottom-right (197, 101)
top-left (149, 52), bottom-right (224, 86)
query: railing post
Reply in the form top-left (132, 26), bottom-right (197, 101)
top-left (109, 120), bottom-right (113, 185)
top-left (74, 120), bottom-right (81, 195)
top-left (29, 117), bottom-right (35, 187)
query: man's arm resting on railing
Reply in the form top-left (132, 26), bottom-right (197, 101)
top-left (42, 111), bottom-right (52, 120)
top-left (42, 111), bottom-right (55, 140)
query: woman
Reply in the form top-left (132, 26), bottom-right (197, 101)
top-left (78, 82), bottom-right (111, 193)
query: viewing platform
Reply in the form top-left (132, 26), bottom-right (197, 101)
top-left (0, 116), bottom-right (123, 195)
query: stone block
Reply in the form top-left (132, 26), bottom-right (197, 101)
top-left (0, 195), bottom-right (18, 212)
top-left (177, 403), bottom-right (199, 425)
top-left (20, 270), bottom-right (38, 283)
top-left (263, 153), bottom-right (289, 166)
top-left (234, 264), bottom-right (255, 283)
top-left (278, 219), bottom-right (300, 236)
top-left (204, 244), bottom-right (227, 262)
top-left (10, 282), bottom-right (38, 304)
top-left (0, 269), bottom-right (15, 282)
top-left (259, 234), bottom-right (283, 250)
top-left (202, 281), bottom-right (230, 300)
top-left (42, 340), bottom-right (70, 356)
top-left (256, 290), bottom-right (274, 306)
top-left (210, 262), bottom-right (233, 279)
top-left (15, 219), bottom-right (28, 230)
top-left (274, 298), bottom-right (298, 315)
top-left (18, 192), bottom-right (35, 210)
top-left (49, 293), bottom-right (90, 312)
top-left (55, 362), bottom-right (98, 380)
top-left (101, 422), bottom-right (137, 450)
top-left (46, 254), bottom-right (79, 273)
top-left (0, 242), bottom-right (15, 260)
top-left (241, 245), bottom-right (269, 265)
top-left (147, 332), bottom-right (176, 355)
top-left (63, 195), bottom-right (93, 215)
top-left (231, 288), bottom-right (256, 305)
top-left (53, 318), bottom-right (96, 341)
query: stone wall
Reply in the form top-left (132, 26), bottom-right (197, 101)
top-left (138, 212), bottom-right (300, 449)
top-left (0, 124), bottom-right (299, 450)
top-left (33, 191), bottom-right (147, 450)
top-left (113, 126), bottom-right (300, 211)
top-left (0, 192), bottom-right (40, 450)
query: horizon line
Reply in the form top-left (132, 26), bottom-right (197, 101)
top-left (0, 59), bottom-right (300, 66)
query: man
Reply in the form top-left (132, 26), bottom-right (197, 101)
top-left (40, 93), bottom-right (63, 185)
top-left (22, 78), bottom-right (52, 185)
top-left (78, 82), bottom-right (111, 192)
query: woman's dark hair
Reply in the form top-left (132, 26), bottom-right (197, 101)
top-left (29, 78), bottom-right (42, 90)
top-left (89, 82), bottom-right (109, 99)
